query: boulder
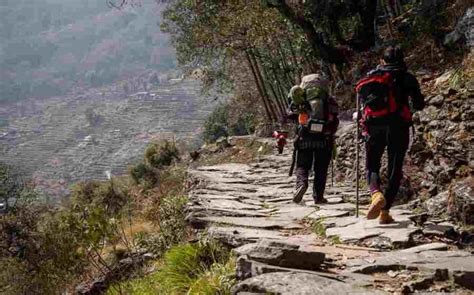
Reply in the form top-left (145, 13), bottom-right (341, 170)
top-left (350, 250), bottom-right (474, 290)
top-left (235, 255), bottom-right (338, 281)
top-left (208, 226), bottom-right (285, 247)
top-left (428, 94), bottom-right (444, 106)
top-left (434, 71), bottom-right (454, 88)
top-left (233, 239), bottom-right (325, 271)
top-left (232, 272), bottom-right (378, 295)
top-left (399, 242), bottom-right (448, 253)
top-left (447, 177), bottom-right (474, 224)
top-left (444, 7), bottom-right (474, 48)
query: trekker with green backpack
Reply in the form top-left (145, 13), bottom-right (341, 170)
top-left (355, 46), bottom-right (425, 224)
top-left (287, 74), bottom-right (339, 205)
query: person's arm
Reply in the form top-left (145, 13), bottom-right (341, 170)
top-left (406, 73), bottom-right (425, 111)
top-left (286, 101), bottom-right (299, 122)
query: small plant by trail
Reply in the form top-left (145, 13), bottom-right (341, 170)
top-left (310, 218), bottom-right (327, 238)
top-left (144, 141), bottom-right (180, 168)
top-left (107, 239), bottom-right (236, 295)
top-left (129, 140), bottom-right (180, 188)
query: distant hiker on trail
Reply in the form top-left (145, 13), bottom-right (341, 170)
top-left (287, 74), bottom-right (339, 205)
top-left (356, 46), bottom-right (425, 224)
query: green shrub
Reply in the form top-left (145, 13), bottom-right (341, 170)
top-left (308, 218), bottom-right (327, 238)
top-left (130, 140), bottom-right (180, 188)
top-left (0, 163), bottom-right (24, 211)
top-left (203, 102), bottom-right (257, 144)
top-left (0, 205), bottom-right (87, 294)
top-left (134, 165), bottom-right (188, 256)
top-left (144, 140), bottom-right (180, 168)
top-left (0, 165), bottom-right (90, 293)
top-left (129, 161), bottom-right (159, 188)
top-left (108, 240), bottom-right (236, 295)
top-left (156, 240), bottom-right (235, 294)
top-left (203, 103), bottom-right (230, 143)
top-left (230, 112), bottom-right (256, 136)
top-left (138, 194), bottom-right (188, 255)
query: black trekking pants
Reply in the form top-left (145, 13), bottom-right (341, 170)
top-left (295, 139), bottom-right (333, 201)
top-left (365, 124), bottom-right (409, 210)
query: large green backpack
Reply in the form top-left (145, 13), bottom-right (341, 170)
top-left (300, 74), bottom-right (330, 133)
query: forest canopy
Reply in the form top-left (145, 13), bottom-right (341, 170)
top-left (160, 0), bottom-right (467, 122)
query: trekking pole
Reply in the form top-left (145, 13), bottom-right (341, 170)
top-left (331, 159), bottom-right (334, 187)
top-left (355, 94), bottom-right (360, 218)
top-left (331, 140), bottom-right (336, 187)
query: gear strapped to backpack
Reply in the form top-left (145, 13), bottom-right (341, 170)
top-left (300, 74), bottom-right (330, 134)
top-left (356, 71), bottom-right (398, 122)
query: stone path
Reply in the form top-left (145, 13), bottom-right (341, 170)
top-left (187, 138), bottom-right (474, 294)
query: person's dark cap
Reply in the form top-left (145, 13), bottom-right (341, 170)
top-left (383, 46), bottom-right (405, 64)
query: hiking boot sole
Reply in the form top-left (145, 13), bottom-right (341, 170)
top-left (314, 198), bottom-right (328, 204)
top-left (293, 185), bottom-right (307, 203)
top-left (379, 217), bottom-right (395, 224)
top-left (379, 210), bottom-right (395, 224)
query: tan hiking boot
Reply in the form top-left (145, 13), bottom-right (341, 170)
top-left (379, 210), bottom-right (395, 224)
top-left (367, 191), bottom-right (386, 220)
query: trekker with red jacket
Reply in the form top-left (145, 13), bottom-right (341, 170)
top-left (356, 46), bottom-right (425, 224)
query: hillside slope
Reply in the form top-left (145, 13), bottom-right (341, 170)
top-left (0, 80), bottom-right (217, 200)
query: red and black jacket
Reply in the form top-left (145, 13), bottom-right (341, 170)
top-left (364, 64), bottom-right (425, 126)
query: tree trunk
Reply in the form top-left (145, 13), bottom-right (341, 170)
top-left (271, 69), bottom-right (291, 112)
top-left (250, 50), bottom-right (279, 122)
top-left (265, 1), bottom-right (344, 67)
top-left (355, 0), bottom-right (378, 50)
top-left (276, 44), bottom-right (296, 86)
top-left (244, 50), bottom-right (274, 122)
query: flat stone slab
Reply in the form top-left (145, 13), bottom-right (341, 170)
top-left (349, 250), bottom-right (474, 289)
top-left (234, 239), bottom-right (325, 271)
top-left (190, 192), bottom-right (240, 200)
top-left (400, 242), bottom-right (448, 253)
top-left (265, 196), bottom-right (293, 203)
top-left (317, 203), bottom-right (357, 211)
top-left (189, 206), bottom-right (269, 218)
top-left (326, 217), bottom-right (419, 247)
top-left (274, 204), bottom-right (316, 220)
top-left (201, 199), bottom-right (262, 210)
top-left (322, 216), bottom-right (359, 228)
top-left (196, 163), bottom-right (251, 172)
top-left (197, 184), bottom-right (259, 194)
top-left (197, 216), bottom-right (303, 229)
top-left (350, 250), bottom-right (473, 272)
top-left (236, 255), bottom-right (345, 282)
top-left (323, 209), bottom-right (420, 248)
top-left (308, 209), bottom-right (351, 219)
top-left (232, 272), bottom-right (381, 295)
top-left (208, 226), bottom-right (285, 247)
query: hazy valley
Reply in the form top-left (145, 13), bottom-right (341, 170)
top-left (0, 80), bottom-right (216, 199)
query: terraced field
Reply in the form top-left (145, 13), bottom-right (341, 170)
top-left (0, 80), bottom-right (217, 200)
